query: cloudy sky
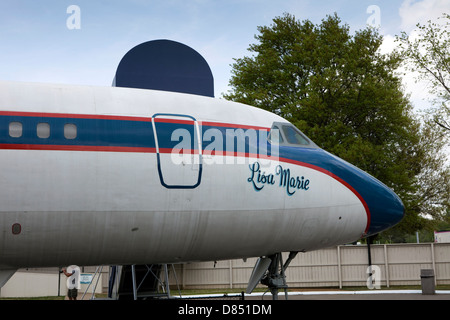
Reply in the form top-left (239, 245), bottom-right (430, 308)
top-left (0, 0), bottom-right (449, 111)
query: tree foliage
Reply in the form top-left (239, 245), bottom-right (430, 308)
top-left (397, 13), bottom-right (450, 132)
top-left (224, 13), bottom-right (450, 238)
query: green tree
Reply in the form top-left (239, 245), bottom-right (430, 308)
top-left (397, 13), bottom-right (450, 132)
top-left (224, 13), bottom-right (450, 237)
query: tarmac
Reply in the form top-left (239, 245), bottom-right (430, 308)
top-left (244, 290), bottom-right (450, 300)
top-left (66, 289), bottom-right (450, 300)
top-left (55, 289), bottom-right (450, 320)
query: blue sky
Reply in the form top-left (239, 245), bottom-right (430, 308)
top-left (0, 0), bottom-right (449, 109)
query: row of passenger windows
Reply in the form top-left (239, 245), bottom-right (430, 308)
top-left (8, 122), bottom-right (77, 140)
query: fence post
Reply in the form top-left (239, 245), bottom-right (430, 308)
top-left (337, 246), bottom-right (342, 289)
top-left (229, 260), bottom-right (233, 289)
top-left (182, 263), bottom-right (186, 290)
top-left (384, 244), bottom-right (390, 288)
top-left (431, 243), bottom-right (437, 286)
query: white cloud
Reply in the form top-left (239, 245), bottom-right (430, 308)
top-left (387, 0), bottom-right (450, 112)
top-left (380, 35), bottom-right (430, 111)
top-left (399, 0), bottom-right (450, 32)
top-left (379, 34), bottom-right (396, 55)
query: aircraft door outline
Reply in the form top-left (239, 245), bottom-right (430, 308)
top-left (151, 113), bottom-right (203, 189)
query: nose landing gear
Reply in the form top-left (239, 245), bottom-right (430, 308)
top-left (247, 251), bottom-right (298, 300)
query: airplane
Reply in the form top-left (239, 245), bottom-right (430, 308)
top-left (0, 40), bottom-right (404, 299)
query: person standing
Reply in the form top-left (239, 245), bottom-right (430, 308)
top-left (62, 266), bottom-right (80, 300)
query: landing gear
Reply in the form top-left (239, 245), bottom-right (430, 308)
top-left (247, 252), bottom-right (298, 300)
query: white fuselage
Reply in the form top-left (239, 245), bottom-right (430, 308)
top-left (0, 81), bottom-right (370, 270)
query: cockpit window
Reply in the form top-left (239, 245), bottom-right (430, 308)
top-left (268, 122), bottom-right (317, 148)
top-left (268, 125), bottom-right (283, 144)
top-left (282, 125), bottom-right (310, 145)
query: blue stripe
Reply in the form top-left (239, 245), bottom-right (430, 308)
top-left (0, 115), bottom-right (273, 152)
top-left (1, 116), bottom-right (155, 148)
top-left (0, 114), bottom-right (404, 235)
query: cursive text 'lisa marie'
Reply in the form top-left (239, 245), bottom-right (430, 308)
top-left (247, 161), bottom-right (310, 196)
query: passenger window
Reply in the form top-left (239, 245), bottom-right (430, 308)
top-left (282, 125), bottom-right (310, 145)
top-left (37, 123), bottom-right (50, 139)
top-left (9, 122), bottom-right (23, 138)
top-left (64, 123), bottom-right (77, 139)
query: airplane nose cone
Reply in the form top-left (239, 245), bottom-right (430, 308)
top-left (321, 150), bottom-right (405, 237)
top-left (364, 177), bottom-right (405, 237)
top-left (287, 149), bottom-right (405, 238)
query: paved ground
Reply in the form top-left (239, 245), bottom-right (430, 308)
top-left (66, 289), bottom-right (450, 300)
top-left (244, 290), bottom-right (450, 300)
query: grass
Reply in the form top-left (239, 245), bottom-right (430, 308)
top-left (0, 296), bottom-right (66, 300)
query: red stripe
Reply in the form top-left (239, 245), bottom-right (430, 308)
top-left (0, 110), bottom-right (271, 131)
top-left (279, 156), bottom-right (371, 233)
top-left (0, 110), bottom-right (151, 122)
top-left (153, 118), bottom-right (194, 125)
top-left (0, 144), bottom-right (155, 153)
top-left (158, 147), bottom-right (201, 155)
top-left (201, 121), bottom-right (270, 131)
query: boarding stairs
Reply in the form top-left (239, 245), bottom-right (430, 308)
top-left (108, 264), bottom-right (180, 300)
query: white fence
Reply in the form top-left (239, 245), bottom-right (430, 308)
top-left (2, 243), bottom-right (450, 297)
top-left (177, 243), bottom-right (450, 289)
top-left (0, 268), bottom-right (103, 298)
